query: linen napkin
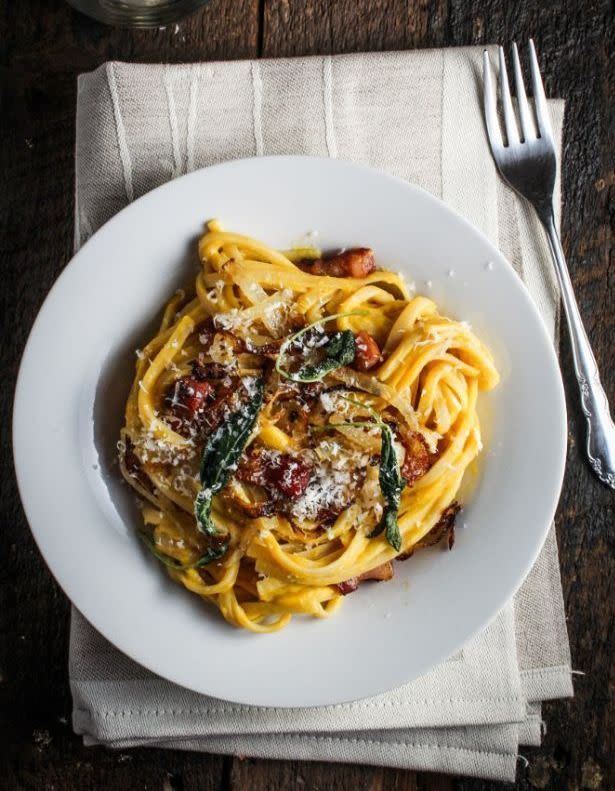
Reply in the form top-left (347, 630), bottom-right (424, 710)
top-left (70, 47), bottom-right (573, 782)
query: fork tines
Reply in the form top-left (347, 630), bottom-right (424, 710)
top-left (483, 40), bottom-right (554, 149)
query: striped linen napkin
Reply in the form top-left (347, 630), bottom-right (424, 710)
top-left (70, 47), bottom-right (573, 781)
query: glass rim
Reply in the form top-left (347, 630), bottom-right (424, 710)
top-left (66, 0), bottom-right (210, 27)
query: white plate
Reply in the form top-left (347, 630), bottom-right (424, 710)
top-left (13, 156), bottom-right (566, 707)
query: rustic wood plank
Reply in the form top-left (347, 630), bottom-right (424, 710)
top-left (4, 0), bottom-right (259, 68)
top-left (229, 758), bottom-right (427, 790)
top-left (1, 0), bottom-right (613, 790)
top-left (261, 0), bottom-right (449, 57)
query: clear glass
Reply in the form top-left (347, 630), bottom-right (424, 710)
top-left (66, 0), bottom-right (209, 27)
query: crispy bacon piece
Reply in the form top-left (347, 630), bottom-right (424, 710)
top-left (198, 323), bottom-right (245, 354)
top-left (196, 319), bottom-right (215, 350)
top-left (268, 456), bottom-right (313, 498)
top-left (165, 374), bottom-right (237, 438)
top-left (353, 331), bottom-right (381, 371)
top-left (236, 449), bottom-right (313, 499)
top-left (336, 561), bottom-right (394, 595)
top-left (122, 437), bottom-right (154, 492)
top-left (204, 380), bottom-right (238, 429)
top-left (365, 560), bottom-right (395, 581)
top-left (168, 377), bottom-right (215, 421)
top-left (298, 248), bottom-right (376, 279)
top-left (336, 579), bottom-right (359, 595)
top-left (235, 450), bottom-right (270, 487)
top-left (398, 502), bottom-right (461, 560)
top-left (191, 361), bottom-right (229, 380)
top-left (400, 431), bottom-right (431, 485)
top-left (437, 502), bottom-right (460, 551)
top-left (244, 337), bottom-right (284, 355)
top-left (275, 379), bottom-right (327, 404)
top-left (213, 329), bottom-right (245, 353)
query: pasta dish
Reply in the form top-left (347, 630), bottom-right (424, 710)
top-left (119, 221), bottom-right (499, 632)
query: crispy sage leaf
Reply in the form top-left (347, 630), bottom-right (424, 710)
top-left (319, 395), bottom-right (406, 551)
top-left (275, 311), bottom-right (368, 383)
top-left (194, 378), bottom-right (264, 539)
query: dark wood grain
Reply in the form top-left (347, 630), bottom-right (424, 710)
top-left (1, 0), bottom-right (613, 789)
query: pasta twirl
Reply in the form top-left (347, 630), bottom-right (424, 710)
top-left (119, 221), bottom-right (499, 632)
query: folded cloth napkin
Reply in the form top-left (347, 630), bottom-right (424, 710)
top-left (70, 47), bottom-right (573, 782)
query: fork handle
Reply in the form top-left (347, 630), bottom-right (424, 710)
top-left (541, 210), bottom-right (615, 489)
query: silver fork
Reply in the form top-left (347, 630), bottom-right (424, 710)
top-left (483, 41), bottom-right (615, 489)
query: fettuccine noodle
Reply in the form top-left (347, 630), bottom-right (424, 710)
top-left (119, 221), bottom-right (499, 632)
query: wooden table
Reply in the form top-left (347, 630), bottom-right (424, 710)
top-left (1, 1), bottom-right (613, 789)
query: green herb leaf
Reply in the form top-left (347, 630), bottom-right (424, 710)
top-left (321, 395), bottom-right (406, 552)
top-left (195, 378), bottom-right (264, 538)
top-left (275, 311), bottom-right (368, 383)
top-left (138, 530), bottom-right (227, 570)
top-left (368, 424), bottom-right (404, 552)
top-left (293, 330), bottom-right (356, 382)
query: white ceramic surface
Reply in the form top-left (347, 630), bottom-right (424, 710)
top-left (13, 156), bottom-right (566, 707)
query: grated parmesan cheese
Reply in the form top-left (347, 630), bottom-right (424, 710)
top-left (319, 391), bottom-right (351, 415)
top-left (289, 439), bottom-right (370, 522)
top-left (209, 333), bottom-right (238, 366)
top-left (289, 461), bottom-right (353, 521)
top-left (214, 309), bottom-right (250, 333)
top-left (261, 288), bottom-right (294, 337)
